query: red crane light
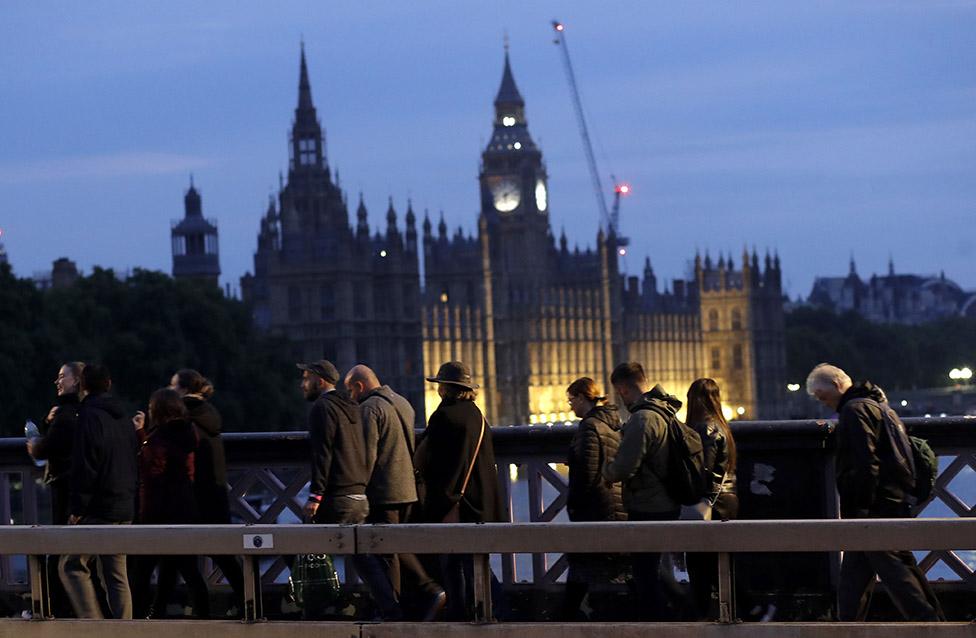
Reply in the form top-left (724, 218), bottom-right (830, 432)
top-left (554, 23), bottom-right (564, 32)
top-left (615, 183), bottom-right (631, 195)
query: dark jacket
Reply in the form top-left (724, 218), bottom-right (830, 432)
top-left (361, 385), bottom-right (418, 506)
top-left (835, 381), bottom-right (907, 517)
top-left (567, 405), bottom-right (626, 522)
top-left (689, 418), bottom-right (737, 498)
top-left (32, 392), bottom-right (81, 485)
top-left (308, 390), bottom-right (369, 498)
top-left (70, 393), bottom-right (139, 522)
top-left (185, 395), bottom-right (230, 523)
top-left (603, 385), bottom-right (680, 514)
top-left (138, 418), bottom-right (198, 524)
top-left (416, 398), bottom-right (504, 523)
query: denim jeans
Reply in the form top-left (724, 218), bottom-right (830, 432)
top-left (316, 495), bottom-right (402, 620)
top-left (59, 517), bottom-right (133, 619)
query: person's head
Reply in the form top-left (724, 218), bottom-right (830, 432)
top-left (686, 377), bottom-right (736, 473)
top-left (566, 377), bottom-right (606, 419)
top-left (426, 361), bottom-right (479, 402)
top-left (344, 364), bottom-right (381, 403)
top-left (296, 360), bottom-right (340, 402)
top-left (56, 362), bottom-right (85, 396)
top-left (149, 387), bottom-right (188, 427)
top-left (610, 362), bottom-right (649, 407)
top-left (686, 378), bottom-right (725, 425)
top-left (81, 363), bottom-right (112, 397)
top-left (805, 363), bottom-right (853, 411)
top-left (170, 369), bottom-right (214, 399)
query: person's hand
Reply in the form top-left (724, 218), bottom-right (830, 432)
top-left (133, 411), bottom-right (145, 431)
top-left (25, 440), bottom-right (34, 456)
top-left (68, 515), bottom-right (81, 525)
top-left (46, 406), bottom-right (58, 423)
top-left (303, 499), bottom-right (320, 523)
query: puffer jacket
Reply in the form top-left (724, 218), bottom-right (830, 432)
top-left (567, 404), bottom-right (626, 522)
top-left (689, 418), bottom-right (736, 498)
top-left (602, 385), bottom-right (681, 514)
top-left (835, 381), bottom-right (908, 517)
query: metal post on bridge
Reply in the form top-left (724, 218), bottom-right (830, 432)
top-left (472, 552), bottom-right (494, 623)
top-left (717, 552), bottom-right (734, 624)
top-left (241, 555), bottom-right (263, 623)
top-left (27, 554), bottom-right (50, 620)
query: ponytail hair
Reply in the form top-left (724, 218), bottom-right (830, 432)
top-left (174, 368), bottom-right (215, 399)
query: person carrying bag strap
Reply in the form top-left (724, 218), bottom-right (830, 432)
top-left (442, 414), bottom-right (486, 524)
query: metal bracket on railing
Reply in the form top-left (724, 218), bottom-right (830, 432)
top-left (27, 555), bottom-right (50, 620)
top-left (472, 553), bottom-right (494, 623)
top-left (241, 555), bottom-right (264, 623)
top-left (717, 552), bottom-right (735, 624)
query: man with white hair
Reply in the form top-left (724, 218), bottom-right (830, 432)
top-left (806, 363), bottom-right (941, 621)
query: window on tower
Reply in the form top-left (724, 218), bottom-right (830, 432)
top-left (502, 115), bottom-right (516, 127)
top-left (298, 138), bottom-right (316, 166)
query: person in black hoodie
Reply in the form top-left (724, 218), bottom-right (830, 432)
top-left (562, 377), bottom-right (626, 620)
top-left (297, 360), bottom-right (400, 620)
top-left (170, 369), bottom-right (244, 612)
top-left (27, 361), bottom-right (84, 617)
top-left (59, 363), bottom-right (138, 619)
top-left (806, 363), bottom-right (942, 621)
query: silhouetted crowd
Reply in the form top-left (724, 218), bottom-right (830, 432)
top-left (24, 358), bottom-right (941, 622)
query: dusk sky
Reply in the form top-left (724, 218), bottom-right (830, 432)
top-left (2, 2), bottom-right (974, 298)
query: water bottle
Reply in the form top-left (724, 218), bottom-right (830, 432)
top-left (24, 420), bottom-right (46, 468)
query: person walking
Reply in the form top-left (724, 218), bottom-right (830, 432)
top-left (298, 360), bottom-right (400, 621)
top-left (684, 378), bottom-right (738, 620)
top-left (27, 361), bottom-right (85, 617)
top-left (345, 364), bottom-right (446, 621)
top-left (170, 369), bottom-right (245, 613)
top-left (415, 361), bottom-right (504, 621)
top-left (562, 377), bottom-right (627, 621)
top-left (132, 388), bottom-right (210, 619)
top-left (806, 363), bottom-right (942, 622)
top-left (59, 364), bottom-right (137, 620)
top-left (602, 362), bottom-right (681, 621)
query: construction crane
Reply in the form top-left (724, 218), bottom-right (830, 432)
top-left (552, 20), bottom-right (630, 252)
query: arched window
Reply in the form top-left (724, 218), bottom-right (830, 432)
top-left (711, 347), bottom-right (721, 370)
top-left (731, 308), bottom-right (743, 331)
top-left (708, 309), bottom-right (719, 332)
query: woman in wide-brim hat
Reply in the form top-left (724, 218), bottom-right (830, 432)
top-left (415, 362), bottom-right (503, 620)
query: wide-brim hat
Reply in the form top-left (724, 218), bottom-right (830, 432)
top-left (296, 359), bottom-right (340, 385)
top-left (426, 361), bottom-right (479, 390)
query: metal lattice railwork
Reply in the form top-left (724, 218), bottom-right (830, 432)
top-left (1, 417), bottom-right (975, 594)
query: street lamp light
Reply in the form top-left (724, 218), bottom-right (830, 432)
top-left (786, 383), bottom-right (801, 392)
top-left (950, 367), bottom-right (973, 382)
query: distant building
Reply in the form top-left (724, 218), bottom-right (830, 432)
top-left (171, 178), bottom-right (220, 286)
top-left (32, 257), bottom-right (80, 291)
top-left (808, 257), bottom-right (976, 323)
top-left (242, 47), bottom-right (788, 423)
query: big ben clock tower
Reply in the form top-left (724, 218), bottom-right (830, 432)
top-left (479, 49), bottom-right (550, 249)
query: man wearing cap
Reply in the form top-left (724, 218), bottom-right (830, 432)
top-left (297, 360), bottom-right (400, 620)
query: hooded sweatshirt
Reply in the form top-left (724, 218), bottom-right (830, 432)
top-left (308, 390), bottom-right (369, 498)
top-left (835, 380), bottom-right (908, 517)
top-left (71, 393), bottom-right (139, 522)
top-left (602, 385), bottom-right (681, 514)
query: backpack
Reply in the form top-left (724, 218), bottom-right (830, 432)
top-left (634, 403), bottom-right (709, 506)
top-left (851, 398), bottom-right (937, 506)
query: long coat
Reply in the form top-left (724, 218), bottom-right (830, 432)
top-left (416, 398), bottom-right (504, 523)
top-left (184, 396), bottom-right (230, 523)
top-left (567, 405), bottom-right (626, 522)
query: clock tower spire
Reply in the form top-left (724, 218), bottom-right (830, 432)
top-left (480, 47), bottom-right (548, 225)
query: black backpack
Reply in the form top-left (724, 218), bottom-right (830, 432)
top-left (634, 403), bottom-right (709, 505)
top-left (851, 398), bottom-right (937, 506)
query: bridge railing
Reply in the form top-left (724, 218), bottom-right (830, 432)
top-left (0, 417), bottom-right (974, 598)
top-left (7, 518), bottom-right (976, 624)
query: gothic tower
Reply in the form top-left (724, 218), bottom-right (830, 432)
top-left (171, 177), bottom-right (220, 286)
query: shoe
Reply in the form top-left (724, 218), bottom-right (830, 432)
top-left (420, 588), bottom-right (447, 622)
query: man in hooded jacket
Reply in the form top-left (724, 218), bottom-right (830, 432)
top-left (603, 362), bottom-right (681, 621)
top-left (59, 363), bottom-right (137, 619)
top-left (807, 363), bottom-right (941, 622)
top-left (297, 360), bottom-right (400, 620)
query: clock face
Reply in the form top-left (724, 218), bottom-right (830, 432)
top-left (493, 179), bottom-right (521, 213)
top-left (535, 180), bottom-right (548, 212)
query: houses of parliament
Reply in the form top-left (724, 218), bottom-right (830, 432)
top-left (172, 47), bottom-right (787, 424)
